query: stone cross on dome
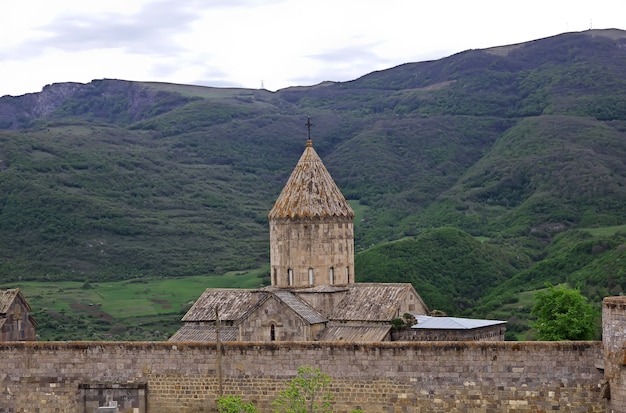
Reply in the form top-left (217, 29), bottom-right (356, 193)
top-left (306, 116), bottom-right (313, 146)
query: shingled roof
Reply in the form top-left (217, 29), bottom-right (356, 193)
top-left (272, 290), bottom-right (327, 324)
top-left (268, 140), bottom-right (354, 220)
top-left (169, 325), bottom-right (239, 342)
top-left (317, 325), bottom-right (391, 342)
top-left (0, 289), bottom-right (28, 314)
top-left (182, 289), bottom-right (260, 322)
top-left (331, 283), bottom-right (426, 322)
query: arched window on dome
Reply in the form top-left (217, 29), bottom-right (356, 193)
top-left (308, 268), bottom-right (314, 286)
top-left (288, 268), bottom-right (293, 286)
top-left (329, 267), bottom-right (334, 285)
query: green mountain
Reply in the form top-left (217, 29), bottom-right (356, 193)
top-left (1, 29), bottom-right (626, 340)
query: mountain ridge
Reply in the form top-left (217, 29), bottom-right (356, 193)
top-left (1, 29), bottom-right (626, 339)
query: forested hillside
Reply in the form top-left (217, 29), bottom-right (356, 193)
top-left (1, 29), bottom-right (626, 340)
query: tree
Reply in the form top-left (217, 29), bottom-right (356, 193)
top-left (217, 395), bottom-right (258, 413)
top-left (272, 365), bottom-right (333, 413)
top-left (530, 284), bottom-right (598, 340)
top-left (391, 313), bottom-right (416, 330)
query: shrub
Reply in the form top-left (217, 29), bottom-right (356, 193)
top-left (272, 365), bottom-right (333, 413)
top-left (217, 395), bottom-right (258, 413)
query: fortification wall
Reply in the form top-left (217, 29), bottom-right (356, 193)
top-left (392, 324), bottom-right (506, 341)
top-left (603, 296), bottom-right (626, 412)
top-left (0, 341), bottom-right (604, 413)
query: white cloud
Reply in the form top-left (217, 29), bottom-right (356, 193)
top-left (0, 0), bottom-right (625, 97)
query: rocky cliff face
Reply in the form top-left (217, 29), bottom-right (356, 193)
top-left (0, 79), bottom-right (167, 129)
top-left (0, 82), bottom-right (82, 129)
top-left (32, 82), bottom-right (85, 118)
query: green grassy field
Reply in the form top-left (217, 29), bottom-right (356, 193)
top-left (584, 224), bottom-right (626, 237)
top-left (3, 268), bottom-right (269, 318)
top-left (1, 267), bottom-right (269, 340)
top-left (348, 199), bottom-right (369, 225)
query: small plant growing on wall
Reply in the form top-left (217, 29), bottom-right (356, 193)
top-left (217, 395), bottom-right (258, 413)
top-left (217, 366), bottom-right (365, 413)
top-left (391, 313), bottom-right (416, 330)
top-left (272, 365), bottom-right (333, 413)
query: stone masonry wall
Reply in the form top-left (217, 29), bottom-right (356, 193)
top-left (603, 296), bottom-right (626, 413)
top-left (270, 218), bottom-right (354, 287)
top-left (0, 341), bottom-right (605, 413)
top-left (392, 324), bottom-right (506, 341)
top-left (240, 295), bottom-right (317, 341)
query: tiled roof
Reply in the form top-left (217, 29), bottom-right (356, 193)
top-left (0, 289), bottom-right (20, 314)
top-left (331, 283), bottom-right (420, 322)
top-left (413, 315), bottom-right (507, 330)
top-left (173, 283), bottom-right (432, 342)
top-left (318, 325), bottom-right (391, 342)
top-left (273, 290), bottom-right (327, 324)
top-left (169, 324), bottom-right (239, 342)
top-left (296, 285), bottom-right (349, 293)
top-left (182, 289), bottom-right (261, 322)
top-left (268, 140), bottom-right (354, 220)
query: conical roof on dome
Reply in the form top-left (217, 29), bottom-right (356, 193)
top-left (269, 140), bottom-right (354, 220)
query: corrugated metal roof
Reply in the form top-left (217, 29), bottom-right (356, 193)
top-left (273, 290), bottom-right (327, 324)
top-left (169, 324), bottom-right (239, 342)
top-left (412, 315), bottom-right (507, 330)
top-left (0, 289), bottom-right (20, 314)
top-left (318, 325), bottom-right (391, 342)
top-left (331, 283), bottom-right (416, 322)
top-left (182, 289), bottom-right (261, 322)
top-left (268, 140), bottom-right (354, 220)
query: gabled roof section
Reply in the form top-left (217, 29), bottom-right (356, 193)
top-left (318, 325), bottom-right (391, 342)
top-left (273, 290), bottom-right (327, 324)
top-left (331, 283), bottom-right (421, 322)
top-left (181, 289), bottom-right (260, 322)
top-left (295, 285), bottom-right (349, 293)
top-left (268, 140), bottom-right (354, 220)
top-left (412, 315), bottom-right (507, 330)
top-left (0, 289), bottom-right (28, 314)
top-left (169, 325), bottom-right (239, 342)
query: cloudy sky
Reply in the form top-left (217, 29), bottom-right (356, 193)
top-left (1, 0), bottom-right (624, 97)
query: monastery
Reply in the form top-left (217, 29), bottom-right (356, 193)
top-left (170, 131), bottom-right (505, 342)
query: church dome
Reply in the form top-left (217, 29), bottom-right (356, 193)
top-left (268, 139), bottom-right (354, 220)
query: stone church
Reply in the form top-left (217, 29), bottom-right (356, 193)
top-left (170, 133), bottom-right (504, 342)
top-left (0, 288), bottom-right (37, 341)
